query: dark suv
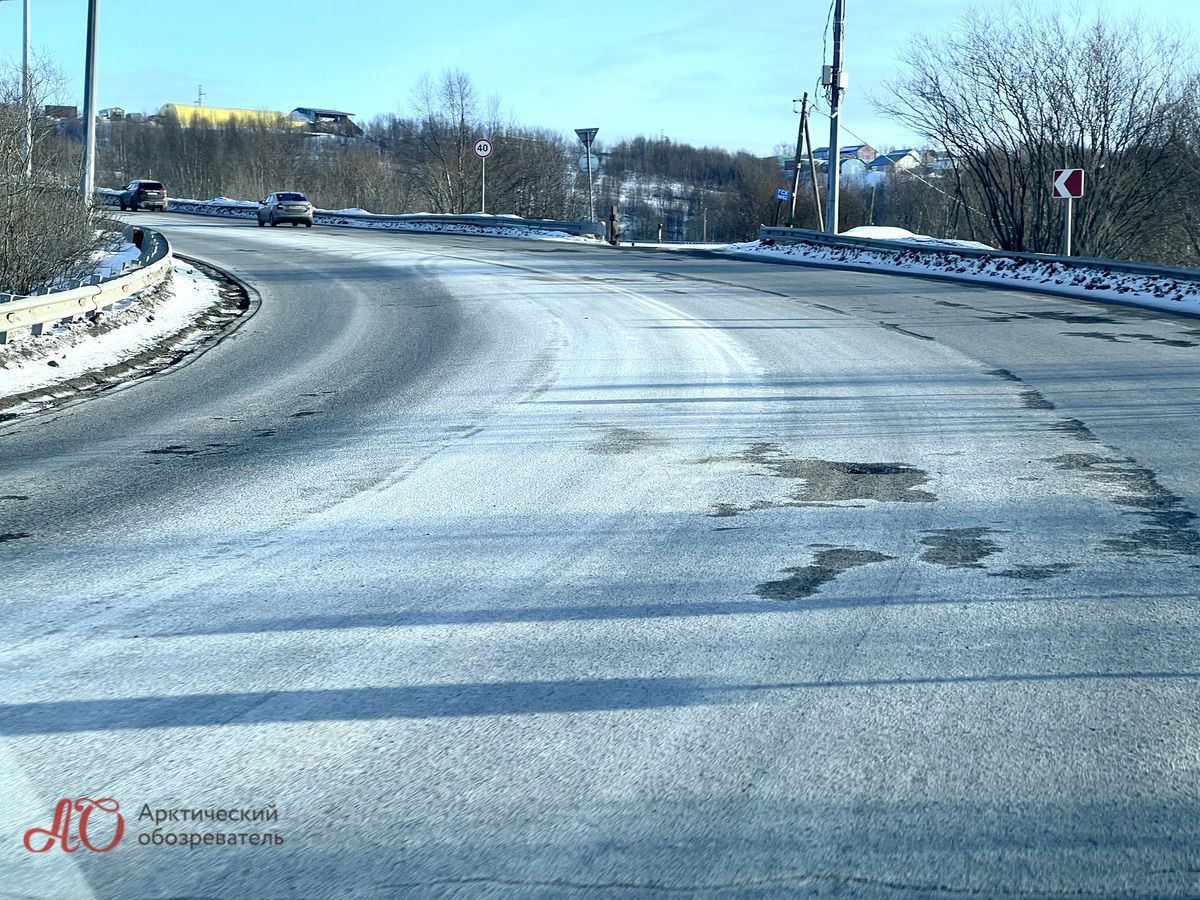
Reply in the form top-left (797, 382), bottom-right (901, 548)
top-left (119, 180), bottom-right (167, 212)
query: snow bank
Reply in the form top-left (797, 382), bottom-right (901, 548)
top-left (841, 226), bottom-right (994, 250)
top-left (725, 238), bottom-right (1200, 315)
top-left (313, 213), bottom-right (594, 241)
top-left (0, 264), bottom-right (223, 402)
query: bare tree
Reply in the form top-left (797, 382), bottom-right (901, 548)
top-left (0, 61), bottom-right (117, 296)
top-left (878, 3), bottom-right (1197, 259)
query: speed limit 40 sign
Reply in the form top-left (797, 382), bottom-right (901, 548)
top-left (474, 139), bottom-right (492, 159)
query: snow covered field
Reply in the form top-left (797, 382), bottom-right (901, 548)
top-left (0, 264), bottom-right (223, 403)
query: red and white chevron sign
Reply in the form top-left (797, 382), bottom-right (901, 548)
top-left (1052, 168), bottom-right (1085, 199)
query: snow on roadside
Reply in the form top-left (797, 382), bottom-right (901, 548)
top-left (314, 214), bottom-right (597, 241)
top-left (0, 264), bottom-right (223, 400)
top-left (841, 225), bottom-right (995, 250)
top-left (723, 238), bottom-right (1200, 316)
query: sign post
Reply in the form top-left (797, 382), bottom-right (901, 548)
top-left (1052, 168), bottom-right (1085, 256)
top-left (773, 188), bottom-right (791, 226)
top-left (474, 138), bottom-right (493, 213)
top-left (575, 127), bottom-right (599, 221)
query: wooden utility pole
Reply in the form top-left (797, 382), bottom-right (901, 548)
top-left (803, 104), bottom-right (824, 231)
top-left (788, 95), bottom-right (806, 226)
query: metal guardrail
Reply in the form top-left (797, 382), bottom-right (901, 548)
top-left (0, 224), bottom-right (172, 344)
top-left (97, 191), bottom-right (605, 239)
top-left (316, 209), bottom-right (606, 238)
top-left (758, 225), bottom-right (1200, 285)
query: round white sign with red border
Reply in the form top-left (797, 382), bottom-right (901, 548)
top-left (474, 139), bottom-right (493, 159)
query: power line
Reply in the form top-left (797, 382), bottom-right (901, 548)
top-left (807, 108), bottom-right (988, 220)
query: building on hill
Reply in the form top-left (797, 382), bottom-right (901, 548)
top-left (868, 149), bottom-right (922, 172)
top-left (156, 104), bottom-right (293, 128)
top-left (811, 144), bottom-right (877, 163)
top-left (290, 108), bottom-right (363, 139)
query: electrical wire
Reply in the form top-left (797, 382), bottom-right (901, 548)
top-left (807, 107), bottom-right (988, 219)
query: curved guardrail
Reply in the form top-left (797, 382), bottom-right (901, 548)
top-left (0, 225), bottom-right (172, 344)
top-left (754, 225), bottom-right (1200, 312)
top-left (758, 225), bottom-right (1200, 283)
top-left (97, 190), bottom-right (605, 239)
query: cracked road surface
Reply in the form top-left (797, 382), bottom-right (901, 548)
top-left (3, 215), bottom-right (1199, 897)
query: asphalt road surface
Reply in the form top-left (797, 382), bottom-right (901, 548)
top-left (3, 214), bottom-right (1199, 898)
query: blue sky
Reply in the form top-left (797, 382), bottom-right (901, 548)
top-left (0, 0), bottom-right (1195, 156)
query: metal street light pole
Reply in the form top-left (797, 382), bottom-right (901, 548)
top-left (825, 0), bottom-right (846, 235)
top-left (21, 0), bottom-right (31, 178)
top-left (1, 0), bottom-right (33, 177)
top-left (79, 0), bottom-right (98, 202)
top-left (575, 127), bottom-right (598, 221)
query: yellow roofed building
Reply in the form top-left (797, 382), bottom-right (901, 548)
top-left (157, 104), bottom-right (294, 128)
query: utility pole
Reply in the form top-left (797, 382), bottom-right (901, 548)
top-left (788, 93), bottom-right (823, 231)
top-left (804, 99), bottom-right (824, 231)
top-left (788, 94), bottom-right (806, 225)
top-left (21, 0), bottom-right (31, 178)
top-left (824, 0), bottom-right (846, 235)
top-left (79, 0), bottom-right (98, 203)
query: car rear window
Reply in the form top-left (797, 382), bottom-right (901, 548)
top-left (139, 182), bottom-right (164, 191)
top-left (278, 193), bottom-right (308, 202)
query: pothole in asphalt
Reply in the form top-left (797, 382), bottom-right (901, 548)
top-left (984, 367), bottom-right (1056, 410)
top-left (1044, 453), bottom-right (1200, 556)
top-left (919, 527), bottom-right (1004, 569)
top-left (988, 563), bottom-right (1076, 581)
top-left (755, 548), bottom-right (896, 601)
top-left (1024, 310), bottom-right (1125, 325)
top-left (0, 532), bottom-right (32, 542)
top-left (1038, 418), bottom-right (1095, 443)
top-left (701, 443), bottom-right (936, 517)
top-left (0, 495), bottom-right (29, 501)
top-left (144, 444), bottom-right (202, 456)
top-left (1019, 389), bottom-right (1054, 410)
top-left (1062, 331), bottom-right (1198, 348)
top-left (587, 427), bottom-right (667, 456)
top-left (985, 368), bottom-right (1022, 383)
top-left (1061, 331), bottom-right (1125, 344)
top-left (1119, 332), bottom-right (1198, 348)
top-left (143, 442), bottom-right (233, 459)
top-left (881, 323), bottom-right (935, 341)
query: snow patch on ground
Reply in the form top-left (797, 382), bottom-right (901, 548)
top-left (0, 264), bottom-right (223, 401)
top-left (841, 225), bottom-right (995, 250)
top-left (724, 238), bottom-right (1200, 315)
